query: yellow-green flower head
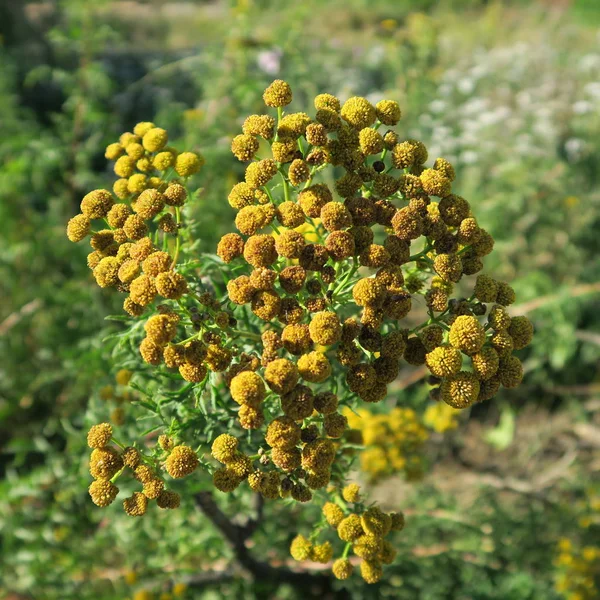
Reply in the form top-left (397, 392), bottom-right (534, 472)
top-left (332, 558), bottom-right (354, 580)
top-left (217, 233), bottom-right (244, 263)
top-left (308, 311), bottom-right (342, 346)
top-left (93, 257), bottom-right (119, 288)
top-left (135, 189), bottom-right (166, 220)
top-left (139, 337), bottom-right (163, 365)
top-left (314, 93), bottom-right (341, 112)
top-left (89, 479), bottom-right (119, 507)
top-left (114, 155), bottom-right (137, 178)
top-left (323, 502), bottom-right (345, 527)
top-left (373, 174), bottom-right (400, 199)
top-left (311, 541), bottom-right (334, 564)
top-left (122, 214), bottom-right (148, 240)
top-left (157, 490), bottom-right (181, 509)
top-left (163, 343), bottom-right (185, 368)
top-left (334, 172), bottom-right (362, 199)
top-left (361, 506), bottom-right (392, 537)
top-left (341, 96), bottom-right (376, 130)
top-left (80, 189), bottom-right (114, 220)
top-left (352, 277), bottom-right (387, 308)
top-left (66, 214), bottom-right (91, 242)
top-left (125, 142), bottom-right (145, 161)
top-left (281, 323), bottom-right (312, 355)
top-left (433, 157), bottom-right (456, 181)
top-left (106, 203), bottom-right (131, 229)
top-left (226, 275), bottom-right (254, 305)
top-left (508, 316), bottom-right (533, 350)
top-left (441, 371), bottom-right (480, 409)
top-left (142, 127), bottom-right (168, 152)
top-left (391, 207), bottom-right (424, 240)
top-left (105, 143), bottom-right (125, 163)
top-left (180, 362), bottom-right (208, 383)
top-left (87, 423), bottom-right (112, 448)
top-left (142, 251), bottom-right (171, 277)
top-left (243, 234), bottom-right (277, 268)
top-left (473, 274), bottom-right (498, 304)
top-left (229, 371), bottom-right (265, 408)
top-left (325, 231), bottom-right (355, 261)
top-left (175, 151), bottom-right (204, 177)
top-left (113, 178), bottom-right (130, 200)
top-left (165, 445), bottom-right (198, 478)
top-left (420, 168), bottom-right (451, 197)
top-left (433, 253), bottom-right (463, 283)
top-left (389, 511), bottom-right (405, 531)
top-left (122, 446), bottom-right (140, 469)
top-left (471, 346), bottom-right (500, 380)
top-left (234, 205), bottom-right (268, 236)
top-left (376, 99), bottom-right (401, 125)
top-left (89, 446), bottom-right (123, 479)
top-left (231, 133), bottom-right (259, 162)
top-left (291, 483), bottom-right (313, 502)
top-left (243, 114), bottom-right (275, 139)
top-left (324, 412), bottom-right (348, 438)
top-left (381, 330), bottom-right (407, 359)
top-left (152, 150), bottom-right (175, 171)
top-left (123, 492), bottom-right (148, 517)
top-left (478, 376), bottom-right (501, 402)
top-left (138, 156), bottom-right (154, 173)
top-left (288, 159), bottom-right (310, 186)
top-left (205, 344), bottom-right (233, 373)
top-left (337, 514), bottom-right (364, 541)
top-left (123, 297), bottom-right (144, 316)
top-left (305, 122), bottom-right (328, 146)
top-left (488, 304), bottom-right (512, 331)
top-left (129, 237), bottom-right (155, 261)
top-left (497, 355), bottom-right (524, 388)
top-left (495, 281), bottom-right (516, 306)
top-left (425, 344), bottom-right (462, 377)
top-left (133, 121), bottom-right (156, 137)
top-left (161, 183), bottom-right (186, 208)
top-left (265, 416), bottom-right (301, 450)
top-left (297, 351), bottom-right (331, 383)
top-left (278, 112), bottom-right (312, 139)
top-left (155, 271), bottom-right (187, 300)
top-left (238, 404), bottom-right (265, 429)
top-left (353, 534), bottom-right (383, 560)
top-left (316, 108), bottom-right (342, 132)
top-left (359, 127), bottom-right (384, 155)
top-left (457, 217), bottom-right (481, 245)
top-left (419, 324), bottom-right (444, 352)
top-left (245, 158), bottom-right (277, 188)
top-left (360, 559), bottom-right (383, 584)
top-left (290, 534), bottom-right (313, 560)
top-left (281, 384), bottom-right (314, 421)
top-left (271, 138), bottom-right (296, 164)
top-left (275, 201), bottom-right (304, 229)
top-left (319, 202), bottom-right (352, 232)
top-left (263, 79), bottom-right (292, 107)
top-left (274, 231), bottom-right (305, 261)
top-left (126, 173), bottom-right (147, 195)
top-left (391, 141), bottom-right (415, 169)
top-left (438, 194), bottom-right (470, 227)
top-left (142, 477), bottom-right (165, 499)
top-left (346, 363), bottom-right (377, 394)
top-left (144, 313), bottom-right (178, 346)
top-left (134, 464), bottom-right (155, 484)
top-left (298, 183), bottom-right (333, 218)
top-left (227, 453), bottom-right (252, 479)
top-left (449, 315), bottom-right (486, 355)
top-left (89, 229), bottom-right (115, 252)
top-left (359, 244), bottom-right (391, 269)
top-left (301, 438), bottom-right (335, 472)
top-left (227, 182), bottom-right (255, 209)
top-left (119, 132), bottom-right (140, 147)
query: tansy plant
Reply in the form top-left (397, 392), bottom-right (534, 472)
top-left (66, 79), bottom-right (533, 586)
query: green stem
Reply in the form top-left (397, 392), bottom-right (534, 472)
top-left (171, 206), bottom-right (182, 267)
top-left (342, 542), bottom-right (352, 559)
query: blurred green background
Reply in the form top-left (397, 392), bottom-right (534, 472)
top-left (1, 0), bottom-right (600, 598)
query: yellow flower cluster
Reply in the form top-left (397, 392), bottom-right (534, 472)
top-left (344, 408), bottom-right (428, 482)
top-left (68, 81), bottom-right (535, 579)
top-left (554, 538), bottom-right (600, 600)
top-left (86, 423), bottom-right (195, 516)
top-left (290, 484), bottom-right (405, 584)
top-left (423, 401), bottom-right (461, 433)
